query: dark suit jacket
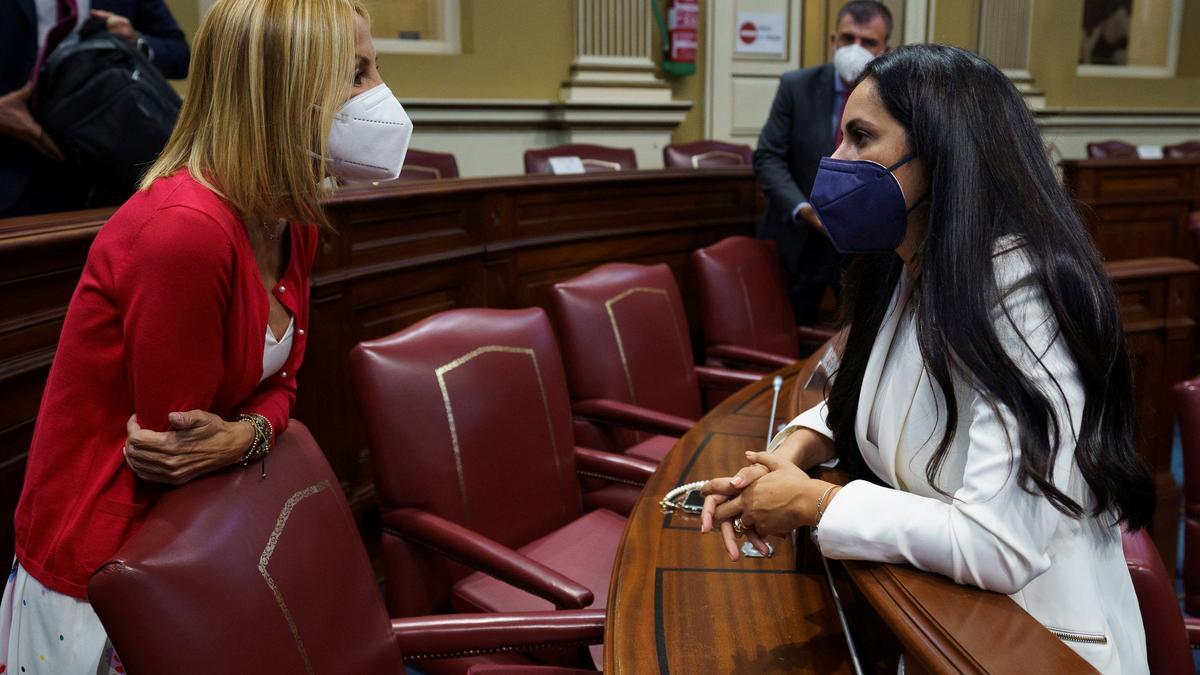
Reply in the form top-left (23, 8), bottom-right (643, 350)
top-left (752, 62), bottom-right (836, 247)
top-left (752, 63), bottom-right (840, 322)
top-left (0, 0), bottom-right (189, 215)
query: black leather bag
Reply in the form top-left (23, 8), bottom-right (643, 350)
top-left (35, 19), bottom-right (182, 197)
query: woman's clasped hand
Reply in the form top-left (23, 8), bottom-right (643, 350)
top-left (700, 451), bottom-right (841, 561)
top-left (123, 411), bottom-right (256, 485)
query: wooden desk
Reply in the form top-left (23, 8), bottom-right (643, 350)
top-left (1061, 157), bottom-right (1200, 261)
top-left (0, 169), bottom-right (759, 569)
top-left (605, 360), bottom-right (1094, 673)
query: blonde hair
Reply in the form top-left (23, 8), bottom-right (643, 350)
top-left (141, 0), bottom-right (366, 228)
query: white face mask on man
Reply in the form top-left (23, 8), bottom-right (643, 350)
top-left (326, 82), bottom-right (413, 183)
top-left (833, 43), bottom-right (877, 84)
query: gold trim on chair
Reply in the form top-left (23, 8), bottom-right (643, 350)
top-left (736, 264), bottom-right (757, 343)
top-left (604, 287), bottom-right (692, 405)
top-left (435, 346), bottom-right (563, 522)
top-left (259, 480), bottom-right (331, 675)
top-left (690, 151), bottom-right (746, 168)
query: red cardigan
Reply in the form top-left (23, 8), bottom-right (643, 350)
top-left (14, 172), bottom-right (318, 598)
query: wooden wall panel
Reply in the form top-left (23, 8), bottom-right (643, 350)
top-left (1062, 157), bottom-right (1200, 262)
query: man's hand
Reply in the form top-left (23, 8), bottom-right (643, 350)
top-left (796, 203), bottom-right (826, 236)
top-left (0, 83), bottom-right (64, 160)
top-left (91, 9), bottom-right (138, 43)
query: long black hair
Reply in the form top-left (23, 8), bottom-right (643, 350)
top-left (824, 44), bottom-right (1155, 529)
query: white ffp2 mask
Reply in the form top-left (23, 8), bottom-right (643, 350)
top-left (833, 44), bottom-right (876, 84)
top-left (326, 83), bottom-right (413, 182)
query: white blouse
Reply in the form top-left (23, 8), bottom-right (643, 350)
top-left (261, 319), bottom-right (294, 383)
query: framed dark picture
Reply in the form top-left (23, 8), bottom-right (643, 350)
top-left (1078, 0), bottom-right (1181, 76)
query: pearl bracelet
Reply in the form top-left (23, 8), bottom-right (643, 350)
top-left (659, 480), bottom-right (708, 513)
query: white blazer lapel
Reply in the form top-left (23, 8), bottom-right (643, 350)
top-left (854, 273), bottom-right (915, 486)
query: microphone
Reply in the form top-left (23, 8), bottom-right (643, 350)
top-left (765, 375), bottom-right (784, 451)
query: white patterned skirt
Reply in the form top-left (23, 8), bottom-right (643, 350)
top-left (0, 558), bottom-right (122, 675)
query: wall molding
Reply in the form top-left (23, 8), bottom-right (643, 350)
top-left (403, 98), bottom-right (693, 130)
top-left (400, 99), bottom-right (694, 176)
top-left (1034, 108), bottom-right (1200, 159)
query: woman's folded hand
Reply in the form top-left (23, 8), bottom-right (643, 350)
top-left (123, 411), bottom-right (254, 485)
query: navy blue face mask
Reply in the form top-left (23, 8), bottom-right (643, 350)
top-left (809, 154), bottom-right (924, 254)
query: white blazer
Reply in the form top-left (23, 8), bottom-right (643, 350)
top-left (786, 243), bottom-right (1147, 674)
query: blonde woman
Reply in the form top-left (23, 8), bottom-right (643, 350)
top-left (0, 0), bottom-right (411, 672)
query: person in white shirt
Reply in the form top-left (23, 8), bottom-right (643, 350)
top-left (701, 44), bottom-right (1152, 674)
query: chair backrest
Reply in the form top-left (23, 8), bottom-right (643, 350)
top-left (550, 262), bottom-right (702, 424)
top-left (1164, 140), bottom-right (1200, 159)
top-left (1175, 376), bottom-right (1200, 615)
top-left (88, 422), bottom-right (405, 675)
top-left (524, 144), bottom-right (638, 174)
top-left (398, 148), bottom-right (461, 181)
top-left (663, 140), bottom-right (752, 169)
top-left (351, 307), bottom-right (582, 547)
top-left (1121, 528), bottom-right (1194, 675)
top-left (1086, 140), bottom-right (1138, 159)
top-left (692, 236), bottom-right (799, 360)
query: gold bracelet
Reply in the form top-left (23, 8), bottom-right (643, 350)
top-left (814, 484), bottom-right (839, 524)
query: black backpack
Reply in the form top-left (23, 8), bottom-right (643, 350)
top-left (35, 18), bottom-right (182, 198)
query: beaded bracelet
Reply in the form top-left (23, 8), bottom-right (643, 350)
top-left (237, 413), bottom-right (273, 478)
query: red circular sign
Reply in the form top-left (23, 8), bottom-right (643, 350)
top-left (739, 21), bottom-right (758, 44)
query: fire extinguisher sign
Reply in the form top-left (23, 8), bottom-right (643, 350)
top-left (735, 11), bottom-right (786, 56)
top-left (668, 0), bottom-right (699, 62)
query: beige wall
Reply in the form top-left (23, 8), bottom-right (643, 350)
top-left (164, 0), bottom-right (703, 111)
top-left (162, 0), bottom-right (1199, 146)
top-left (1030, 0), bottom-right (1200, 109)
top-left (931, 0), bottom-right (978, 51)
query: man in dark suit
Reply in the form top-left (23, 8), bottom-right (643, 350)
top-left (753, 1), bottom-right (892, 326)
top-left (0, 0), bottom-right (189, 217)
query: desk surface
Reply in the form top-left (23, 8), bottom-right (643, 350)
top-left (604, 362), bottom-right (854, 674)
top-left (605, 357), bottom-right (1095, 674)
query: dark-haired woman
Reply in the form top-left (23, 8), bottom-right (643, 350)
top-left (701, 44), bottom-right (1151, 673)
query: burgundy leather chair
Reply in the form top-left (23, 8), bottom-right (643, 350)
top-left (1122, 528), bottom-right (1200, 674)
top-left (1086, 140), bottom-right (1138, 159)
top-left (663, 140), bottom-right (752, 169)
top-left (692, 236), bottom-right (838, 370)
top-left (88, 421), bottom-right (603, 675)
top-left (1164, 141), bottom-right (1200, 159)
top-left (398, 148), bottom-right (462, 181)
top-left (550, 263), bottom-right (760, 461)
top-left (524, 144), bottom-right (638, 174)
top-left (351, 308), bottom-right (656, 668)
top-left (1175, 376), bottom-right (1200, 615)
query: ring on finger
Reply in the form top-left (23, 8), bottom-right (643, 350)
top-left (732, 516), bottom-right (747, 535)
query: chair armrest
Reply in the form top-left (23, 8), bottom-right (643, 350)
top-left (706, 344), bottom-right (796, 370)
top-left (392, 609), bottom-right (605, 662)
top-left (574, 446), bottom-right (657, 486)
top-left (796, 325), bottom-right (838, 346)
top-left (1186, 616), bottom-right (1200, 649)
top-left (572, 398), bottom-right (694, 436)
top-left (695, 365), bottom-right (762, 389)
top-left (382, 508), bottom-right (593, 609)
